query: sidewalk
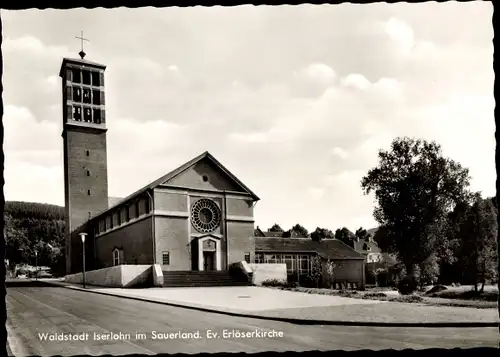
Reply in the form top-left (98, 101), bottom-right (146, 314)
top-left (45, 280), bottom-right (499, 327)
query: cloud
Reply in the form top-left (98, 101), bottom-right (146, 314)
top-left (385, 17), bottom-right (415, 54)
top-left (2, 4), bottom-right (494, 233)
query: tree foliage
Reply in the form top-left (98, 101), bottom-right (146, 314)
top-left (355, 227), bottom-right (370, 240)
top-left (283, 224), bottom-right (309, 238)
top-left (310, 227), bottom-right (334, 242)
top-left (457, 194), bottom-right (498, 292)
top-left (361, 137), bottom-right (471, 278)
top-left (334, 227), bottom-right (356, 247)
top-left (268, 224), bottom-right (284, 232)
top-left (4, 201), bottom-right (66, 276)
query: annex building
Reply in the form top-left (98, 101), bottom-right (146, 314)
top-left (60, 53), bottom-right (366, 288)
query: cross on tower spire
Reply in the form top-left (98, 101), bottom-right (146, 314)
top-left (75, 31), bottom-right (90, 59)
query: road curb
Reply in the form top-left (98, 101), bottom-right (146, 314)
top-left (45, 280), bottom-right (499, 328)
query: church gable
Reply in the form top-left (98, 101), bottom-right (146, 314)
top-left (162, 154), bottom-right (257, 197)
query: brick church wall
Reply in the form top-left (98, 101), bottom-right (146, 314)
top-left (225, 197), bottom-right (255, 264)
top-left (155, 216), bottom-right (191, 271)
top-left (95, 217), bottom-right (154, 268)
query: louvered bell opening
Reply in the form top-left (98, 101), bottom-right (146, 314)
top-left (99, 90), bottom-right (105, 106)
top-left (66, 105), bottom-right (73, 120)
top-left (66, 69), bottom-right (73, 82)
top-left (66, 86), bottom-right (73, 101)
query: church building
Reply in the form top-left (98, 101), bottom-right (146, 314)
top-left (60, 55), bottom-right (258, 279)
top-left (60, 52), bottom-right (366, 289)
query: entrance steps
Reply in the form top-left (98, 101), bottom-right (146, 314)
top-left (162, 270), bottom-right (251, 287)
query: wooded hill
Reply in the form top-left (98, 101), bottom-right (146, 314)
top-left (4, 201), bottom-right (66, 277)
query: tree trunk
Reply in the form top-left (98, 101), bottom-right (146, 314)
top-left (474, 283), bottom-right (478, 292)
top-left (480, 280), bottom-right (485, 293)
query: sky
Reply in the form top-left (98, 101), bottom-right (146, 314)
top-left (1, 3), bottom-right (495, 234)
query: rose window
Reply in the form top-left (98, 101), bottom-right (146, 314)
top-left (191, 199), bottom-right (221, 233)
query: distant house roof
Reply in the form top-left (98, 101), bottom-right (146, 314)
top-left (254, 227), bottom-right (284, 237)
top-left (254, 226), bottom-right (304, 238)
top-left (255, 237), bottom-right (365, 260)
top-left (353, 238), bottom-right (382, 254)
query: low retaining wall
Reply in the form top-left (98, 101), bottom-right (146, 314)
top-left (248, 263), bottom-right (287, 285)
top-left (65, 265), bottom-right (153, 288)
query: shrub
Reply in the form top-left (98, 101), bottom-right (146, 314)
top-left (426, 284), bottom-right (448, 294)
top-left (261, 278), bottom-right (287, 288)
top-left (366, 269), bottom-right (377, 285)
top-left (397, 294), bottom-right (424, 303)
top-left (286, 281), bottom-right (299, 289)
top-left (364, 292), bottom-right (387, 299)
top-left (397, 276), bottom-right (418, 295)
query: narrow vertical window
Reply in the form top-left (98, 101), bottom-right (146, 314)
top-left (87, 190), bottom-right (91, 196)
top-left (86, 170), bottom-right (90, 176)
top-left (113, 249), bottom-right (120, 266)
top-left (162, 251), bottom-right (170, 265)
top-left (86, 150), bottom-right (90, 156)
top-left (244, 253), bottom-right (251, 264)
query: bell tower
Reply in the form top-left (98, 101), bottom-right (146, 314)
top-left (60, 37), bottom-right (109, 274)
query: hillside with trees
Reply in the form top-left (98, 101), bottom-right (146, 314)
top-left (4, 201), bottom-right (66, 277)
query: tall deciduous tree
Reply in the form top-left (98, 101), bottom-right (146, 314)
top-left (283, 224), bottom-right (309, 238)
top-left (311, 227), bottom-right (335, 242)
top-left (458, 194), bottom-right (498, 292)
top-left (360, 137), bottom-right (471, 279)
top-left (355, 227), bottom-right (369, 240)
top-left (334, 227), bottom-right (356, 247)
top-left (268, 224), bottom-right (284, 232)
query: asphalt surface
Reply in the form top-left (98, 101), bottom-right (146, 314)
top-left (6, 281), bottom-right (499, 356)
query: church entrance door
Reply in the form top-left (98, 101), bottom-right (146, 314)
top-left (203, 251), bottom-right (215, 271)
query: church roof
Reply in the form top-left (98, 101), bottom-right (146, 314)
top-left (59, 57), bottom-right (107, 77)
top-left (89, 151), bottom-right (259, 223)
top-left (254, 237), bottom-right (365, 260)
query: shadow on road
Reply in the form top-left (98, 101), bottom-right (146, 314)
top-left (6, 279), bottom-right (61, 288)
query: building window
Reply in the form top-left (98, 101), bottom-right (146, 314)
top-left (129, 204), bottom-right (136, 220)
top-left (83, 88), bottom-right (92, 104)
top-left (162, 251), bottom-right (170, 265)
top-left (125, 207), bottom-right (130, 222)
top-left (73, 106), bottom-right (82, 121)
top-left (93, 108), bottom-right (102, 124)
top-left (135, 201), bottom-right (140, 217)
top-left (86, 170), bottom-right (90, 176)
top-left (71, 68), bottom-right (81, 83)
top-left (82, 70), bottom-right (91, 85)
top-left (145, 198), bottom-right (151, 214)
top-left (255, 253), bottom-right (264, 264)
top-left (202, 175), bottom-right (209, 182)
top-left (87, 190), bottom-right (91, 196)
top-left (92, 89), bottom-right (101, 105)
top-left (83, 107), bottom-right (92, 122)
top-left (73, 87), bottom-right (82, 102)
top-left (283, 254), bottom-right (294, 272)
top-left (244, 253), bottom-right (251, 263)
top-left (86, 150), bottom-right (90, 156)
top-left (298, 255), bottom-right (311, 274)
top-left (113, 249), bottom-right (120, 266)
top-left (91, 71), bottom-right (101, 86)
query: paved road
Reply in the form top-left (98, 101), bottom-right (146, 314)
top-left (6, 282), bottom-right (498, 356)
